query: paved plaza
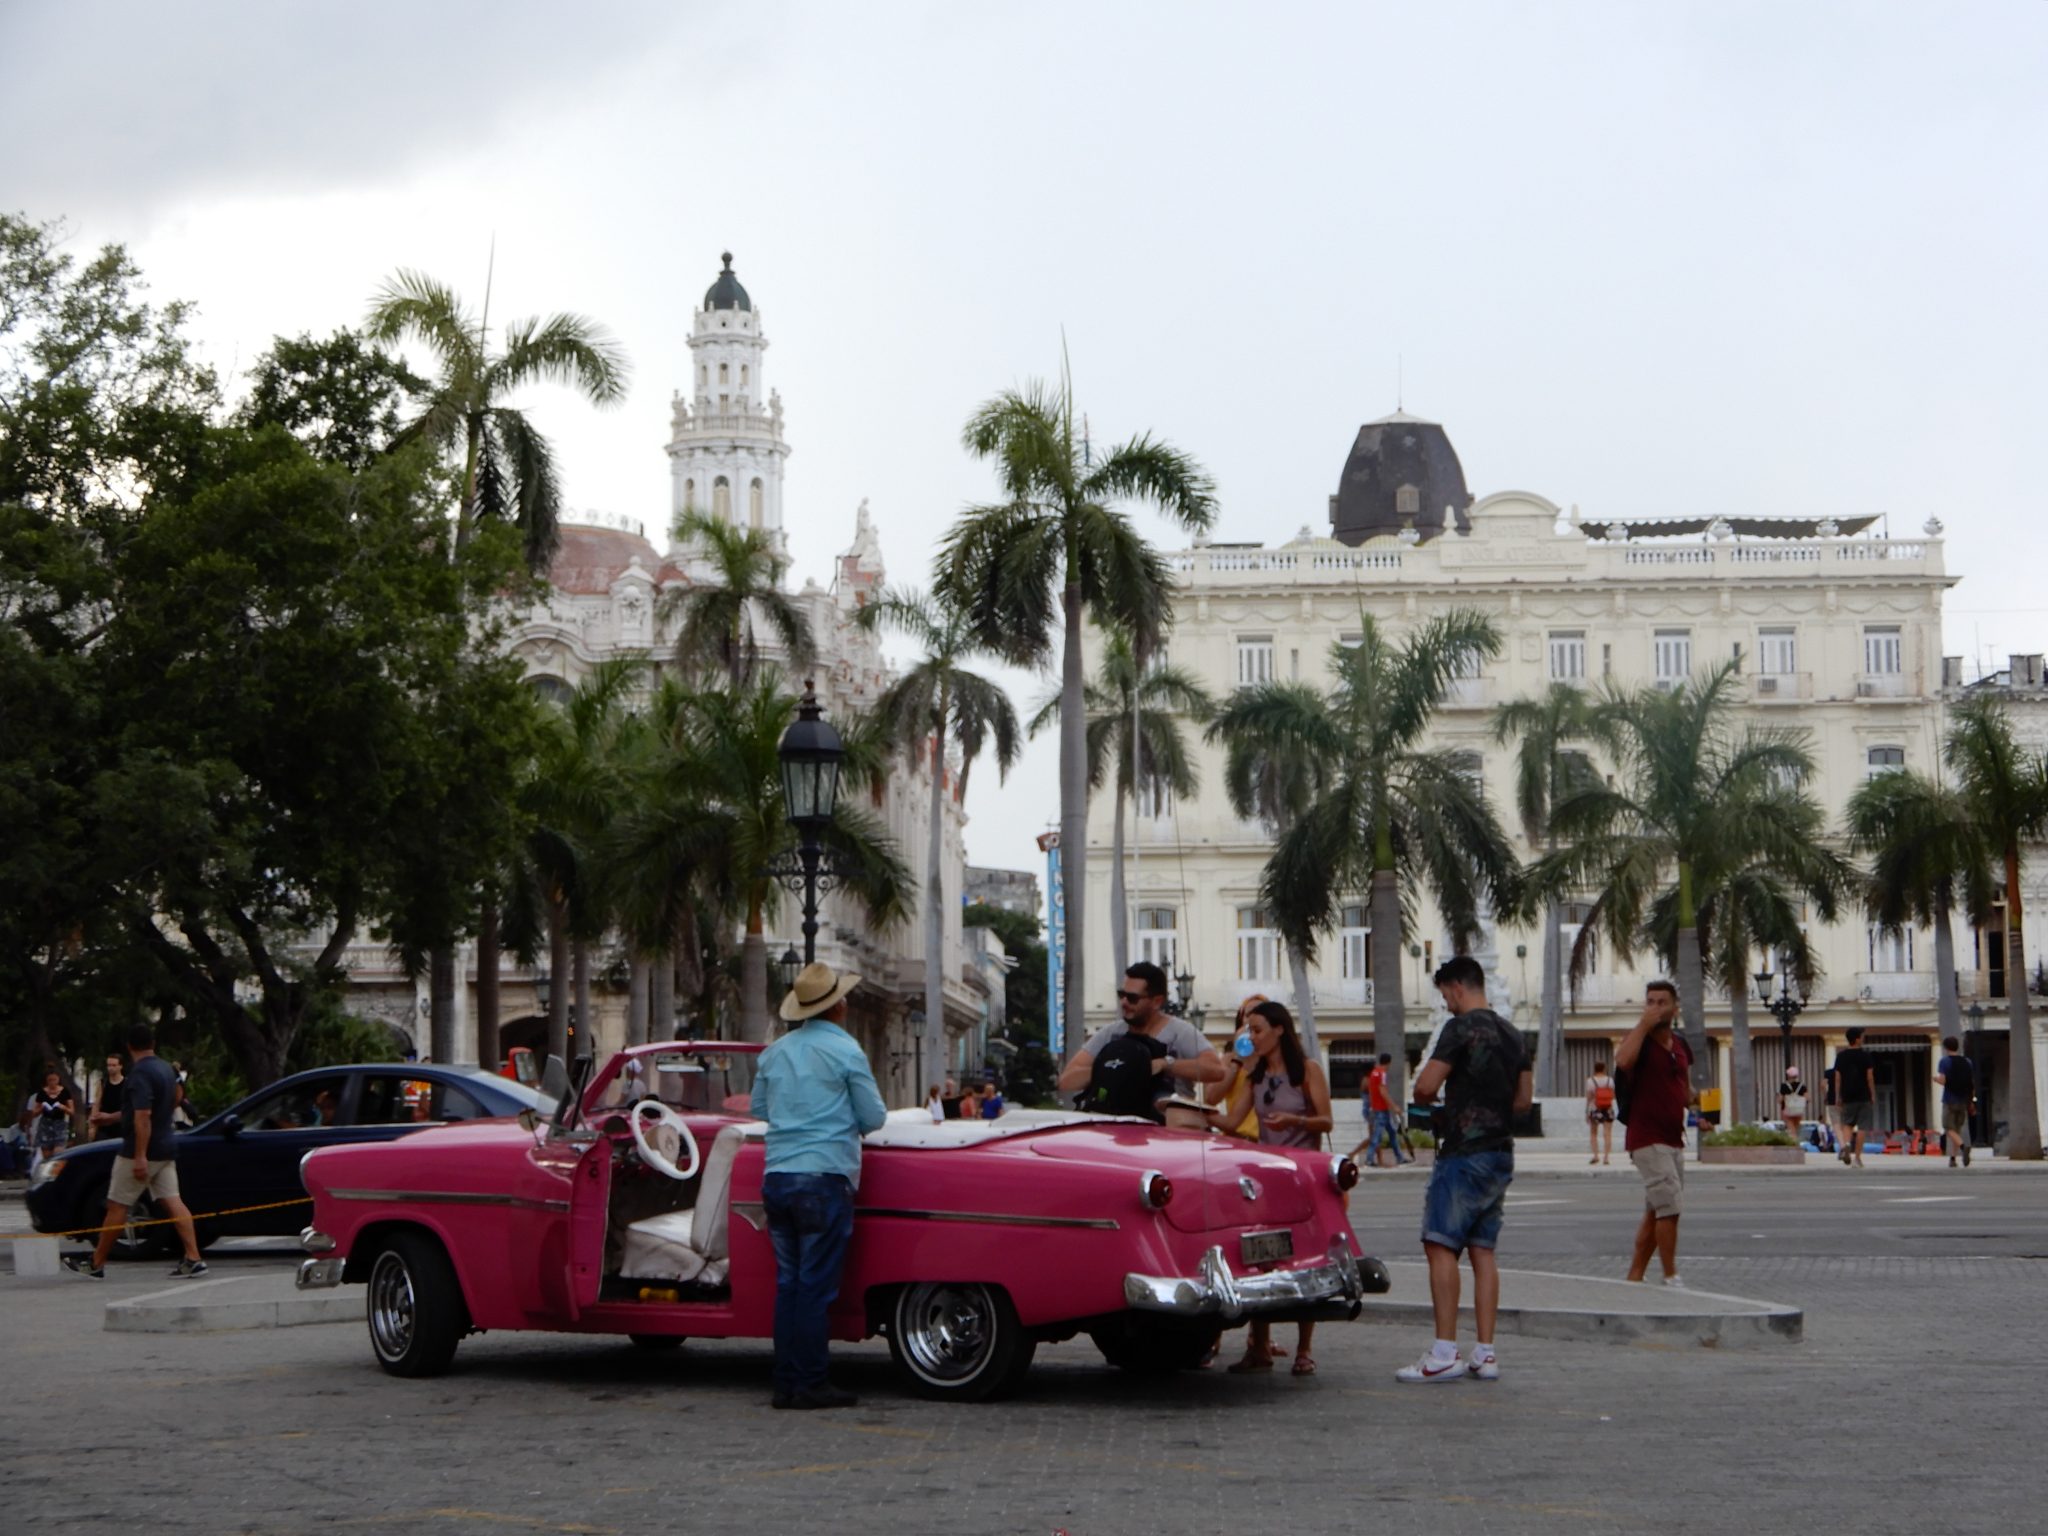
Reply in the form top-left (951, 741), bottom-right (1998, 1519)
top-left (3, 1166), bottom-right (2042, 1536)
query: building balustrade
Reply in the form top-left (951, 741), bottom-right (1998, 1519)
top-left (1855, 971), bottom-right (1936, 1003)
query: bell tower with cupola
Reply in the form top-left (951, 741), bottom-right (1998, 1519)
top-left (666, 252), bottom-right (790, 553)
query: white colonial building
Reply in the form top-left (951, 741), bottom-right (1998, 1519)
top-left (1081, 409), bottom-right (2044, 1143)
top-left (345, 256), bottom-right (985, 1103)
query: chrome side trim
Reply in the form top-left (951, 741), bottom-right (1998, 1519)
top-left (327, 1188), bottom-right (570, 1213)
top-left (859, 1207), bottom-right (1121, 1231)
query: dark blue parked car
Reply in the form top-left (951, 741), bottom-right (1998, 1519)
top-left (26, 1063), bottom-right (548, 1256)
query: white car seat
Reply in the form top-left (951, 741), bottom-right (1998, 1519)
top-left (620, 1123), bottom-right (744, 1285)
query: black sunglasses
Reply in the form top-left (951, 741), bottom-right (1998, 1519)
top-left (1116, 989), bottom-right (1150, 1003)
top-left (1263, 1078), bottom-right (1280, 1107)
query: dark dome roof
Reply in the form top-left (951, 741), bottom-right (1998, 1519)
top-left (1329, 411), bottom-right (1472, 546)
top-left (704, 251), bottom-right (751, 313)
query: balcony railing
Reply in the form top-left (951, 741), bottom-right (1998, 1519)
top-left (1749, 671), bottom-right (1812, 702)
top-left (1438, 676), bottom-right (1489, 708)
top-left (1856, 972), bottom-right (1935, 1003)
top-left (1855, 672), bottom-right (1910, 699)
top-left (1332, 977), bottom-right (1375, 1007)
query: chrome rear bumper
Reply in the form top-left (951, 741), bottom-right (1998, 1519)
top-left (1123, 1238), bottom-right (1390, 1320)
top-left (297, 1257), bottom-right (345, 1289)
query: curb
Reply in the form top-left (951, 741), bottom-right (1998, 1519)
top-left (104, 1274), bottom-right (360, 1334)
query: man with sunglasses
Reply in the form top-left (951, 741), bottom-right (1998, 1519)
top-left (1056, 961), bottom-right (1224, 1105)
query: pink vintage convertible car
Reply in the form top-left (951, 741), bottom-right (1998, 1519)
top-left (296, 1041), bottom-right (1388, 1400)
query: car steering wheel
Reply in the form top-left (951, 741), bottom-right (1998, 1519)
top-left (628, 1100), bottom-right (701, 1181)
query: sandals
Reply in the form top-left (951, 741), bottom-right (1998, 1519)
top-left (1227, 1353), bottom-right (1274, 1374)
top-left (1292, 1353), bottom-right (1317, 1377)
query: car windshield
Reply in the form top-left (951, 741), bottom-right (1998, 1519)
top-left (589, 1051), bottom-right (757, 1118)
top-left (449, 1070), bottom-right (551, 1114)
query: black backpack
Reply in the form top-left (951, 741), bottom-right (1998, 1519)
top-left (1081, 1030), bottom-right (1169, 1120)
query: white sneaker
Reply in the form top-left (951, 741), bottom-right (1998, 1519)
top-left (1468, 1351), bottom-right (1500, 1380)
top-left (1395, 1352), bottom-right (1468, 1383)
top-left (1660, 1273), bottom-right (1686, 1289)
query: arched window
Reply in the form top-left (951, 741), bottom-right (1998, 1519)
top-left (698, 365), bottom-right (707, 389)
top-left (683, 478), bottom-right (696, 509)
top-left (740, 364), bottom-right (749, 388)
top-left (718, 362), bottom-right (728, 384)
top-left (528, 674), bottom-right (572, 709)
top-left (1865, 745), bottom-right (1905, 780)
top-left (749, 478), bottom-right (765, 528)
top-left (712, 476), bottom-right (731, 521)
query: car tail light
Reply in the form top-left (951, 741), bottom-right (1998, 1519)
top-left (1330, 1155), bottom-right (1361, 1192)
top-left (1139, 1170), bottom-right (1173, 1209)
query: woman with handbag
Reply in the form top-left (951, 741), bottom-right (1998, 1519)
top-left (1777, 1064), bottom-right (1809, 1142)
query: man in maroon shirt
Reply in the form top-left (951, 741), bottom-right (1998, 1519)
top-left (1616, 981), bottom-right (1696, 1288)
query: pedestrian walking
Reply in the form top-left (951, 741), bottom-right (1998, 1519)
top-left (62, 1023), bottom-right (206, 1279)
top-left (88, 1052), bottom-right (127, 1142)
top-left (1205, 1000), bottom-right (1333, 1377)
top-left (1395, 956), bottom-right (1530, 1384)
top-left (1585, 1060), bottom-right (1617, 1165)
top-left (1830, 1028), bottom-right (1878, 1168)
top-left (21, 1068), bottom-right (75, 1177)
top-left (1935, 1037), bottom-right (1976, 1167)
top-left (1776, 1064), bottom-right (1808, 1143)
top-left (752, 960), bottom-right (888, 1410)
top-left (1617, 982), bottom-right (1694, 1288)
top-left (1353, 1054), bottom-right (1414, 1168)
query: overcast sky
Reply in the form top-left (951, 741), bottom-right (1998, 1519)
top-left (6, 0), bottom-right (2044, 878)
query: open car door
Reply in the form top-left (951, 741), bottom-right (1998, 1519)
top-left (565, 1132), bottom-right (612, 1318)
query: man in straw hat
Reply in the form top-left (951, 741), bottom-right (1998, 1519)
top-left (753, 960), bottom-right (888, 1409)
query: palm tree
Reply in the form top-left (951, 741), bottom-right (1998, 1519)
top-left (859, 587), bottom-right (1022, 1086)
top-left (1206, 682), bottom-right (1336, 1060)
top-left (1233, 613), bottom-right (1518, 1105)
top-left (1846, 769), bottom-right (1995, 1076)
top-left (663, 508), bottom-right (814, 688)
top-left (671, 675), bottom-right (914, 1044)
top-left (1944, 697), bottom-right (2048, 1159)
top-left (365, 270), bottom-right (628, 569)
top-left (1029, 632), bottom-right (1213, 980)
top-left (1537, 662), bottom-right (1820, 1088)
top-left (935, 374), bottom-right (1216, 1043)
top-left (1493, 685), bottom-right (1601, 1096)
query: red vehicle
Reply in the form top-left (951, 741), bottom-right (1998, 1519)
top-left (296, 1042), bottom-right (1387, 1400)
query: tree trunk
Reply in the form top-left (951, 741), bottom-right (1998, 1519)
top-left (650, 945), bottom-right (676, 1043)
top-left (428, 945), bottom-right (457, 1065)
top-left (627, 956), bottom-right (650, 1048)
top-left (572, 942), bottom-right (592, 1061)
top-left (1370, 868), bottom-right (1407, 1106)
top-left (1933, 898), bottom-right (1960, 1041)
top-left (475, 899), bottom-right (501, 1070)
top-left (1675, 920), bottom-right (1711, 1091)
top-left (1537, 896), bottom-right (1566, 1098)
top-left (1728, 981), bottom-right (1753, 1127)
top-left (739, 900), bottom-right (770, 1044)
top-left (1109, 787), bottom-right (1129, 980)
top-left (1059, 582), bottom-right (1088, 1053)
top-left (2004, 850), bottom-right (2041, 1159)
top-left (546, 899), bottom-right (571, 1064)
top-left (1287, 943), bottom-right (1320, 1063)
top-left (924, 724), bottom-right (949, 1099)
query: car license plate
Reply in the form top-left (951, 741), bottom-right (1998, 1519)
top-left (1239, 1229), bottom-right (1293, 1266)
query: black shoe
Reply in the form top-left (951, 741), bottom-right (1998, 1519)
top-left (1963, 1145), bottom-right (1972, 1167)
top-left (170, 1257), bottom-right (208, 1278)
top-left (781, 1384), bottom-right (858, 1410)
top-left (62, 1255), bottom-right (105, 1280)
top-left (771, 1392), bottom-right (794, 1409)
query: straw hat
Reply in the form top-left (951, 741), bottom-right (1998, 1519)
top-left (779, 960), bottom-right (862, 1022)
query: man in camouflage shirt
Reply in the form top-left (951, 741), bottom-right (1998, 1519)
top-left (1396, 955), bottom-right (1531, 1383)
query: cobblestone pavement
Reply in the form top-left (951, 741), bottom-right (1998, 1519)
top-left (3, 1179), bottom-right (2043, 1536)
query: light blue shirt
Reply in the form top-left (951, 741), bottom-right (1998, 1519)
top-left (751, 1018), bottom-right (888, 1189)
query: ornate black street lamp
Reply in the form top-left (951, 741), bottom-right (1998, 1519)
top-left (773, 945), bottom-right (802, 997)
top-left (772, 680), bottom-right (849, 964)
top-left (1754, 953), bottom-right (1808, 1052)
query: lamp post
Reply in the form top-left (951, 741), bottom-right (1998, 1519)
top-left (1966, 999), bottom-right (1985, 1033)
top-left (773, 945), bottom-right (802, 998)
top-left (772, 680), bottom-right (848, 965)
top-left (1169, 967), bottom-right (1207, 1030)
top-left (1754, 953), bottom-right (1808, 1061)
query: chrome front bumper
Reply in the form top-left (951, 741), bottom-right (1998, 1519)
top-left (1123, 1238), bottom-right (1391, 1320)
top-left (296, 1227), bottom-right (343, 1289)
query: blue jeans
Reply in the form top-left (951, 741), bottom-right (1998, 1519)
top-left (1420, 1149), bottom-right (1514, 1254)
top-left (761, 1171), bottom-right (855, 1396)
top-left (1364, 1109), bottom-right (1411, 1164)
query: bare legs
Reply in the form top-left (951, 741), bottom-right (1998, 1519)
top-left (87, 1193), bottom-right (200, 1270)
top-left (1423, 1241), bottom-right (1498, 1346)
top-left (1625, 1207), bottom-right (1680, 1282)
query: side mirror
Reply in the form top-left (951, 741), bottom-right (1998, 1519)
top-left (220, 1113), bottom-right (242, 1139)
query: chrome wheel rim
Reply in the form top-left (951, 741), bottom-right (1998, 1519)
top-left (368, 1251), bottom-right (416, 1361)
top-left (897, 1282), bottom-right (996, 1382)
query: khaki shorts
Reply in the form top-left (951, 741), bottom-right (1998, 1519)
top-left (1630, 1143), bottom-right (1685, 1218)
top-left (1941, 1104), bottom-right (1971, 1136)
top-left (107, 1157), bottom-right (181, 1206)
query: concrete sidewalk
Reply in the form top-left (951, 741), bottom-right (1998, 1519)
top-left (102, 1267), bottom-right (359, 1333)
top-left (1352, 1144), bottom-right (2046, 1175)
top-left (1360, 1259), bottom-right (1800, 1348)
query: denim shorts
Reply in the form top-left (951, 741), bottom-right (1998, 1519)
top-left (1420, 1149), bottom-right (1514, 1254)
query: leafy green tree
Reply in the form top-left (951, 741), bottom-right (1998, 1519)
top-left (664, 507), bottom-right (814, 688)
top-left (1492, 684), bottom-right (1601, 1096)
top-left (1538, 663), bottom-right (1819, 1089)
top-left (1229, 613), bottom-right (1517, 1103)
top-left (859, 587), bottom-right (1020, 1087)
top-left (964, 901), bottom-right (1054, 1105)
top-left (1944, 697), bottom-right (2048, 1159)
top-left (1028, 630), bottom-right (1212, 980)
top-left (936, 374), bottom-right (1215, 1040)
top-left (1845, 769), bottom-right (1994, 1072)
top-left (241, 329), bottom-right (425, 473)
